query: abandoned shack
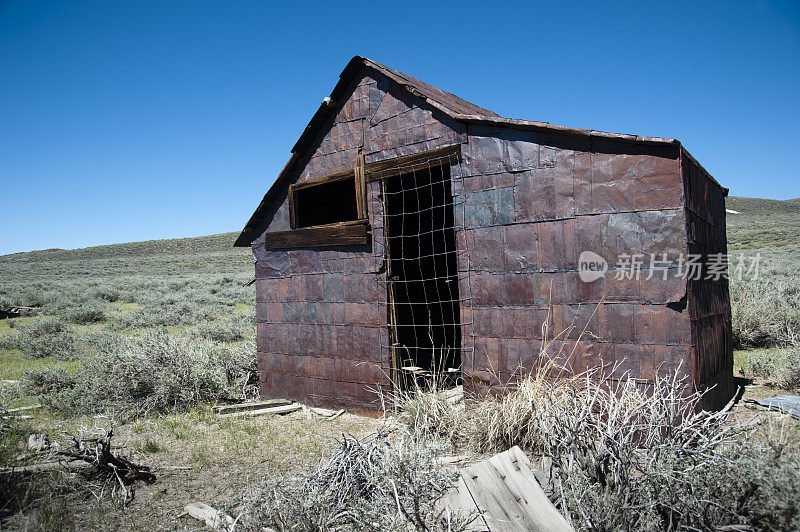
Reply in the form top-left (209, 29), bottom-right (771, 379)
top-left (235, 56), bottom-right (733, 412)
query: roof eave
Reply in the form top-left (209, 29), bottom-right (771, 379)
top-left (234, 57), bottom-right (712, 249)
top-left (454, 114), bottom-right (681, 147)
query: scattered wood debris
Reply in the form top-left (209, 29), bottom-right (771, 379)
top-left (27, 433), bottom-right (49, 452)
top-left (184, 502), bottom-right (235, 529)
top-left (303, 405), bottom-right (345, 420)
top-left (0, 305), bottom-right (38, 319)
top-left (215, 401), bottom-right (302, 418)
top-left (214, 399), bottom-right (345, 420)
top-left (57, 427), bottom-right (155, 482)
top-left (0, 460), bottom-right (92, 475)
top-left (213, 398), bottom-right (292, 415)
top-left (6, 403), bottom-right (42, 415)
top-left (184, 501), bottom-right (278, 531)
top-left (12, 425), bottom-right (158, 504)
top-left (443, 446), bottom-right (573, 532)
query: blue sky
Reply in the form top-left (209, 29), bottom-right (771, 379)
top-left (1, 0), bottom-right (798, 255)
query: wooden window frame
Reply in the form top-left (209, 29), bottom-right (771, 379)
top-left (261, 144), bottom-right (461, 250)
top-left (364, 144), bottom-right (461, 181)
top-left (263, 153), bottom-right (368, 250)
top-left (288, 168), bottom-right (367, 230)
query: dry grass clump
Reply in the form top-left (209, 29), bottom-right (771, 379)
top-left (396, 382), bottom-right (462, 447)
top-left (397, 360), bottom-right (800, 530)
top-left (229, 429), bottom-right (472, 531)
top-left (22, 333), bottom-right (257, 416)
top-left (190, 311), bottom-right (255, 343)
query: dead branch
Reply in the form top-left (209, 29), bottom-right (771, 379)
top-left (56, 423), bottom-right (155, 504)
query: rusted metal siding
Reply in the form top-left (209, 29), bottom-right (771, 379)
top-left (252, 180), bottom-right (388, 411)
top-left (455, 127), bottom-right (698, 395)
top-left (295, 73), bottom-right (467, 183)
top-left (251, 68), bottom-right (466, 411)
top-left (682, 151), bottom-right (733, 409)
top-left (247, 59), bottom-right (733, 411)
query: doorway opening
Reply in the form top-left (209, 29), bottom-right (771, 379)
top-left (382, 162), bottom-right (461, 391)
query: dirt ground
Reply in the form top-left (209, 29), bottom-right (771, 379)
top-left (2, 407), bottom-right (384, 531)
top-left (4, 377), bottom-right (799, 531)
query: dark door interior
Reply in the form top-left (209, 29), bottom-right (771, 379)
top-left (383, 163), bottom-right (461, 390)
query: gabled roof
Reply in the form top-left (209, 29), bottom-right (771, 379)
top-left (287, 56), bottom-right (499, 161)
top-left (234, 56), bottom-right (686, 247)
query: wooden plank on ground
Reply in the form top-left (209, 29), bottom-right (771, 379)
top-left (458, 446), bottom-right (573, 532)
top-left (217, 402), bottom-right (302, 418)
top-left (213, 399), bottom-right (292, 415)
top-left (0, 460), bottom-right (91, 474)
top-left (184, 502), bottom-right (234, 529)
top-left (5, 404), bottom-right (42, 414)
top-left (184, 501), bottom-right (277, 531)
top-left (440, 475), bottom-right (490, 531)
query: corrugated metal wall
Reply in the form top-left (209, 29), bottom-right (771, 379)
top-left (252, 70), bottom-right (466, 411)
top-left (454, 129), bottom-right (701, 396)
top-left (250, 68), bottom-right (733, 410)
top-left (682, 151), bottom-right (734, 409)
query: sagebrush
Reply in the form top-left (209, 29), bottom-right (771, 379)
top-left (23, 333), bottom-right (257, 415)
top-left (398, 364), bottom-right (800, 531)
top-left (230, 429), bottom-right (472, 532)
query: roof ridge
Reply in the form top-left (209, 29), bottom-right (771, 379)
top-left (360, 57), bottom-right (500, 119)
top-left (234, 56), bottom-right (694, 247)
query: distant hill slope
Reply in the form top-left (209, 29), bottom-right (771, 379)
top-left (726, 197), bottom-right (800, 250)
top-left (0, 232), bottom-right (244, 263)
top-left (726, 196), bottom-right (800, 215)
top-left (0, 232), bottom-right (251, 286)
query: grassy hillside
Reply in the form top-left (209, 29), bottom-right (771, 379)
top-left (726, 196), bottom-right (800, 215)
top-left (0, 199), bottom-right (798, 530)
top-left (0, 233), bottom-right (378, 529)
top-left (726, 196), bottom-right (800, 249)
top-left (0, 231), bottom-right (256, 391)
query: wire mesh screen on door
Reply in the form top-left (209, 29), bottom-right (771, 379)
top-left (374, 152), bottom-right (473, 389)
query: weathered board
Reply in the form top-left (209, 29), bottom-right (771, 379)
top-left (260, 221), bottom-right (369, 250)
top-left (448, 446), bottom-right (573, 532)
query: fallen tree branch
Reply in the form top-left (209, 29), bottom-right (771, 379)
top-left (56, 424), bottom-right (155, 504)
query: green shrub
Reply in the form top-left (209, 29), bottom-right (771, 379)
top-left (21, 367), bottom-right (78, 403)
top-left (65, 306), bottom-right (106, 324)
top-left (782, 348), bottom-right (800, 390)
top-left (22, 333), bottom-right (256, 415)
top-left (107, 301), bottom-right (223, 330)
top-left (1, 318), bottom-right (77, 358)
top-left (740, 346), bottom-right (800, 391)
top-left (191, 312), bottom-right (254, 343)
top-left (93, 287), bottom-right (120, 302)
top-left (729, 250), bottom-right (800, 348)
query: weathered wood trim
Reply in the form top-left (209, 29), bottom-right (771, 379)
top-left (288, 187), bottom-right (296, 229)
top-left (291, 170), bottom-right (355, 191)
top-left (355, 150), bottom-right (367, 220)
top-left (261, 221), bottom-right (369, 250)
top-left (365, 144), bottom-right (462, 181)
